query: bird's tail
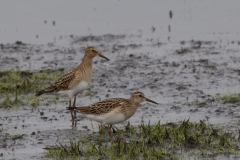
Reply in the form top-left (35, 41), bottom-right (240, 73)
top-left (35, 90), bottom-right (53, 97)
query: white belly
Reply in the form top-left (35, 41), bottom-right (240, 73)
top-left (86, 112), bottom-right (126, 125)
top-left (57, 81), bottom-right (89, 98)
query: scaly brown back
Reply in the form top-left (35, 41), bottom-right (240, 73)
top-left (35, 57), bottom-right (93, 96)
top-left (76, 98), bottom-right (128, 115)
top-left (45, 71), bottom-right (76, 91)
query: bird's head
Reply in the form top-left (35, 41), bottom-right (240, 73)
top-left (130, 92), bottom-right (158, 105)
top-left (85, 47), bottom-right (110, 61)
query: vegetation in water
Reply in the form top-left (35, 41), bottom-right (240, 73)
top-left (45, 120), bottom-right (240, 159)
top-left (217, 93), bottom-right (240, 104)
top-left (0, 69), bottom-right (66, 108)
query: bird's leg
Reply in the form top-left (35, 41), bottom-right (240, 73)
top-left (69, 98), bottom-right (72, 107)
top-left (69, 98), bottom-right (73, 118)
top-left (108, 125), bottom-right (113, 142)
top-left (69, 98), bottom-right (75, 126)
top-left (73, 96), bottom-right (77, 119)
top-left (73, 96), bottom-right (76, 107)
top-left (99, 124), bottom-right (103, 141)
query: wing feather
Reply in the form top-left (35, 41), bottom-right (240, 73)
top-left (76, 98), bottom-right (127, 115)
top-left (45, 71), bottom-right (76, 91)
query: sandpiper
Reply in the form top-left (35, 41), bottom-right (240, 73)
top-left (66, 92), bottom-right (158, 142)
top-left (36, 47), bottom-right (110, 122)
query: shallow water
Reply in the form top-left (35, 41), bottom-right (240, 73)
top-left (1, 0), bottom-right (240, 45)
top-left (1, 0), bottom-right (240, 159)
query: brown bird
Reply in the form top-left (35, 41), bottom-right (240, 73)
top-left (36, 47), bottom-right (110, 122)
top-left (67, 92), bottom-right (158, 142)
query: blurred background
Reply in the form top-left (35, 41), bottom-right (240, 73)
top-left (1, 0), bottom-right (239, 45)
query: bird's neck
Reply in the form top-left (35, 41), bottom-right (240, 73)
top-left (82, 56), bottom-right (93, 66)
top-left (130, 99), bottom-right (140, 110)
top-left (124, 100), bottom-right (140, 119)
top-left (73, 56), bottom-right (93, 72)
top-left (73, 56), bottom-right (93, 82)
top-left (130, 99), bottom-right (140, 107)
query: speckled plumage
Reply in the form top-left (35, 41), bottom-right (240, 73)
top-left (36, 46), bottom-right (110, 123)
top-left (41, 56), bottom-right (93, 94)
top-left (67, 92), bottom-right (158, 142)
top-left (36, 47), bottom-right (107, 96)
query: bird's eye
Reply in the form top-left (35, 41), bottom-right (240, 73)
top-left (92, 50), bottom-right (95, 52)
top-left (139, 95), bottom-right (142, 97)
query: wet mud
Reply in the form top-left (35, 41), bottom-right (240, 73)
top-left (0, 34), bottom-right (240, 159)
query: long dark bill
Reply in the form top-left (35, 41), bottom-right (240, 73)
top-left (146, 98), bottom-right (158, 105)
top-left (98, 53), bottom-right (110, 61)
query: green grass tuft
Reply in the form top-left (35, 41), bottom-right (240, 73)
top-left (45, 120), bottom-right (240, 159)
top-left (1, 94), bottom-right (14, 107)
top-left (0, 69), bottom-right (66, 108)
top-left (217, 93), bottom-right (240, 103)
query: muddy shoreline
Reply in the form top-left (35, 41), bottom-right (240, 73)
top-left (0, 34), bottom-right (240, 159)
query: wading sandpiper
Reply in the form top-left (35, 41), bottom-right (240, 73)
top-left (67, 92), bottom-right (158, 142)
top-left (36, 47), bottom-right (110, 123)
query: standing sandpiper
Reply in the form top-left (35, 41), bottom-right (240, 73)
top-left (36, 47), bottom-right (110, 123)
top-left (66, 92), bottom-right (158, 142)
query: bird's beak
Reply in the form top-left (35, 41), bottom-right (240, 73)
top-left (98, 53), bottom-right (110, 61)
top-left (146, 98), bottom-right (158, 104)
